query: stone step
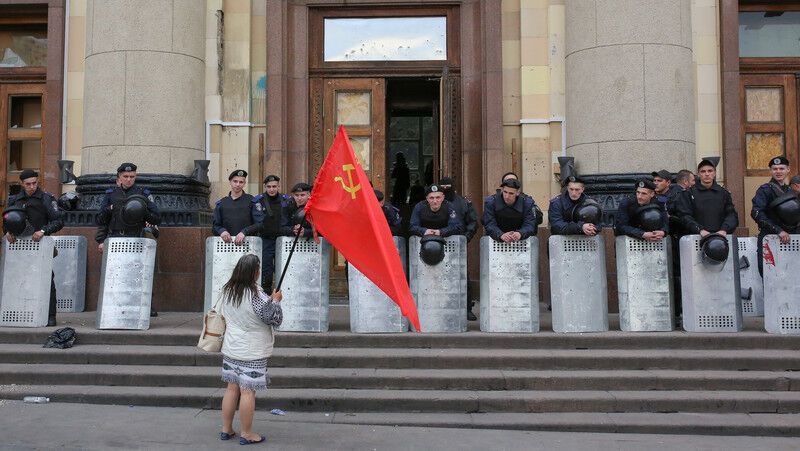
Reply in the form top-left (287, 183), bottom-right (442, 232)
top-left (1, 385), bottom-right (799, 414)
top-left (1, 363), bottom-right (798, 391)
top-left (2, 344), bottom-right (799, 371)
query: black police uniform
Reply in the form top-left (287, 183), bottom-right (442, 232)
top-left (751, 179), bottom-right (793, 275)
top-left (382, 202), bottom-right (403, 236)
top-left (211, 192), bottom-right (257, 237)
top-left (408, 200), bottom-right (463, 237)
top-left (548, 192), bottom-right (591, 235)
top-left (444, 190), bottom-right (478, 242)
top-left (674, 182), bottom-right (738, 236)
top-left (614, 196), bottom-right (669, 239)
top-left (95, 185), bottom-right (161, 242)
top-left (280, 200), bottom-right (314, 238)
top-left (245, 192), bottom-right (290, 291)
top-left (482, 192), bottom-right (537, 241)
top-left (655, 184), bottom-right (682, 207)
top-left (5, 187), bottom-right (63, 325)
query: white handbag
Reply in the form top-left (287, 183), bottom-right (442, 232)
top-left (197, 297), bottom-right (225, 352)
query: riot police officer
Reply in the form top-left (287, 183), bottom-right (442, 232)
top-left (751, 156), bottom-right (797, 274)
top-left (791, 175), bottom-right (800, 195)
top-left (438, 177), bottom-right (478, 242)
top-left (615, 179), bottom-right (668, 240)
top-left (548, 176), bottom-right (600, 236)
top-left (3, 169), bottom-right (63, 326)
top-left (674, 159), bottom-right (738, 238)
top-left (281, 182), bottom-right (314, 238)
top-left (212, 169), bottom-right (258, 244)
top-left (244, 174), bottom-right (290, 292)
top-left (651, 169), bottom-right (682, 206)
top-left (374, 189), bottom-right (403, 236)
top-left (482, 178), bottom-right (537, 242)
top-left (96, 163), bottom-right (161, 316)
top-left (409, 184), bottom-right (463, 237)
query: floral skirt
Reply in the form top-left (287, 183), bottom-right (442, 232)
top-left (221, 356), bottom-right (270, 391)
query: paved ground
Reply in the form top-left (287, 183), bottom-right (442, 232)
top-left (1, 401), bottom-right (798, 451)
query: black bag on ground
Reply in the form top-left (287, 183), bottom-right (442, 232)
top-left (43, 327), bottom-right (76, 349)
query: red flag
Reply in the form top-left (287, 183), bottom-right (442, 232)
top-left (305, 126), bottom-right (421, 332)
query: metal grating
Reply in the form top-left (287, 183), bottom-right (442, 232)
top-left (563, 239), bottom-right (598, 252)
top-left (780, 317), bottom-right (800, 331)
top-left (9, 240), bottom-right (40, 251)
top-left (56, 298), bottom-right (74, 310)
top-left (742, 301), bottom-right (755, 314)
top-left (283, 239), bottom-right (318, 253)
top-left (628, 239), bottom-right (664, 252)
top-left (778, 239), bottom-right (800, 252)
top-left (738, 240), bottom-right (749, 252)
top-left (491, 240), bottom-right (528, 252)
top-left (1, 310), bottom-right (35, 323)
top-left (215, 241), bottom-right (252, 253)
top-left (694, 239), bottom-right (702, 251)
top-left (109, 241), bottom-right (144, 253)
top-left (444, 241), bottom-right (457, 253)
top-left (55, 239), bottom-right (78, 249)
top-left (696, 315), bottom-right (735, 329)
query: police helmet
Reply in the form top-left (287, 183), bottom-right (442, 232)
top-left (699, 234), bottom-right (729, 267)
top-left (2, 206), bottom-right (27, 236)
top-left (57, 191), bottom-right (80, 211)
top-left (571, 199), bottom-right (603, 225)
top-left (636, 203), bottom-right (664, 232)
top-left (419, 236), bottom-right (446, 266)
top-left (121, 194), bottom-right (149, 226)
top-left (768, 193), bottom-right (800, 228)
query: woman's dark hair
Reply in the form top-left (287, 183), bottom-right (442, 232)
top-left (220, 254), bottom-right (261, 307)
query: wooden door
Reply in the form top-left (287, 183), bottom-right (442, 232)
top-left (0, 83), bottom-right (46, 205)
top-left (322, 78), bottom-right (386, 191)
top-left (740, 74), bottom-right (798, 177)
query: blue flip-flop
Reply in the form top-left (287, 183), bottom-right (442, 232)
top-left (239, 435), bottom-right (265, 445)
top-left (220, 431), bottom-right (236, 441)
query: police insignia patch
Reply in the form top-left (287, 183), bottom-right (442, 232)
top-left (774, 158), bottom-right (780, 165)
top-left (450, 211), bottom-right (456, 218)
top-left (147, 195), bottom-right (155, 202)
top-left (431, 186), bottom-right (438, 192)
top-left (125, 166), bottom-right (132, 171)
top-left (52, 201), bottom-right (60, 211)
top-left (638, 182), bottom-right (644, 188)
top-left (255, 203), bottom-right (262, 211)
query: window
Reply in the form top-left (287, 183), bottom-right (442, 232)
top-left (0, 27), bottom-right (47, 67)
top-left (739, 11), bottom-right (800, 57)
top-left (324, 17), bottom-right (446, 62)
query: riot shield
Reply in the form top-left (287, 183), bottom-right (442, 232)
top-left (53, 236), bottom-right (88, 312)
top-left (409, 235), bottom-right (468, 333)
top-left (204, 237), bottom-right (263, 311)
top-left (548, 235), bottom-right (609, 333)
top-left (0, 237), bottom-right (55, 327)
top-left (616, 236), bottom-right (674, 331)
top-left (274, 237), bottom-right (330, 332)
top-left (96, 238), bottom-right (157, 330)
top-left (479, 236), bottom-right (539, 333)
top-left (763, 234), bottom-right (800, 334)
top-left (348, 236), bottom-right (408, 333)
top-left (737, 237), bottom-right (764, 317)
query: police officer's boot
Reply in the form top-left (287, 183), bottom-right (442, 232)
top-left (466, 300), bottom-right (477, 321)
top-left (150, 307), bottom-right (158, 317)
top-left (48, 273), bottom-right (57, 327)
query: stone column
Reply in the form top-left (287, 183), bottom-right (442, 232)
top-left (81, 0), bottom-right (205, 175)
top-left (565, 0), bottom-right (694, 174)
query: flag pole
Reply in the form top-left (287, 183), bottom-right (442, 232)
top-left (274, 210), bottom-right (305, 292)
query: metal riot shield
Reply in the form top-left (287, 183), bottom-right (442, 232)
top-left (53, 236), bottom-right (88, 312)
top-left (409, 235), bottom-right (468, 333)
top-left (96, 238), bottom-right (157, 330)
top-left (479, 236), bottom-right (539, 333)
top-left (679, 235), bottom-right (742, 332)
top-left (0, 237), bottom-right (55, 327)
top-left (348, 237), bottom-right (408, 333)
top-left (274, 237), bottom-right (330, 332)
top-left (548, 235), bottom-right (609, 333)
top-left (615, 236), bottom-right (674, 331)
top-left (737, 237), bottom-right (764, 317)
top-left (763, 234), bottom-right (800, 334)
top-left (203, 237), bottom-right (263, 312)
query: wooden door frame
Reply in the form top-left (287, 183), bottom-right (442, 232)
top-left (0, 0), bottom-right (65, 198)
top-left (266, 0), bottom-right (502, 207)
top-left (0, 83), bottom-right (47, 203)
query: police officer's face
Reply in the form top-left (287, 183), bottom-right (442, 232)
top-left (21, 177), bottom-right (38, 196)
top-left (653, 177), bottom-right (670, 193)
top-left (698, 166), bottom-right (716, 185)
top-left (427, 192), bottom-right (445, 211)
top-left (265, 181), bottom-right (279, 196)
top-left (118, 171), bottom-right (136, 189)
top-left (771, 164), bottom-right (789, 183)
top-left (501, 186), bottom-right (520, 206)
top-left (293, 191), bottom-right (310, 206)
top-left (636, 188), bottom-right (655, 205)
top-left (566, 182), bottom-right (584, 201)
top-left (229, 176), bottom-right (246, 194)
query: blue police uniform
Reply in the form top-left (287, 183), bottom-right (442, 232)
top-left (751, 179), bottom-right (792, 275)
top-left (548, 192), bottom-right (589, 235)
top-left (96, 185), bottom-right (160, 243)
top-left (211, 192), bottom-right (258, 237)
top-left (614, 195), bottom-right (669, 239)
top-left (408, 200), bottom-right (463, 237)
top-left (482, 192), bottom-right (537, 241)
top-left (245, 192), bottom-right (290, 291)
top-left (382, 202), bottom-right (403, 236)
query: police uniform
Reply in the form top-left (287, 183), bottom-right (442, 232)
top-left (614, 180), bottom-right (669, 239)
top-left (408, 185), bottom-right (463, 237)
top-left (482, 190), bottom-right (538, 241)
top-left (674, 173), bottom-right (738, 236)
top-left (280, 182), bottom-right (314, 238)
top-left (374, 190), bottom-right (403, 236)
top-left (751, 156), bottom-right (795, 275)
top-left (211, 170), bottom-right (258, 237)
top-left (244, 175), bottom-right (290, 291)
top-left (440, 178), bottom-right (478, 242)
top-left (95, 163), bottom-right (161, 243)
top-left (548, 192), bottom-right (589, 235)
top-left (4, 169), bottom-right (63, 325)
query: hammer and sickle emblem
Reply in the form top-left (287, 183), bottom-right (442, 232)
top-left (334, 164), bottom-right (361, 199)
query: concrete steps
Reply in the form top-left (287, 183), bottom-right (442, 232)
top-left (1, 312), bottom-right (800, 435)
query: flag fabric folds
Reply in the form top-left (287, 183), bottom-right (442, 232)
top-left (304, 125), bottom-right (421, 332)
